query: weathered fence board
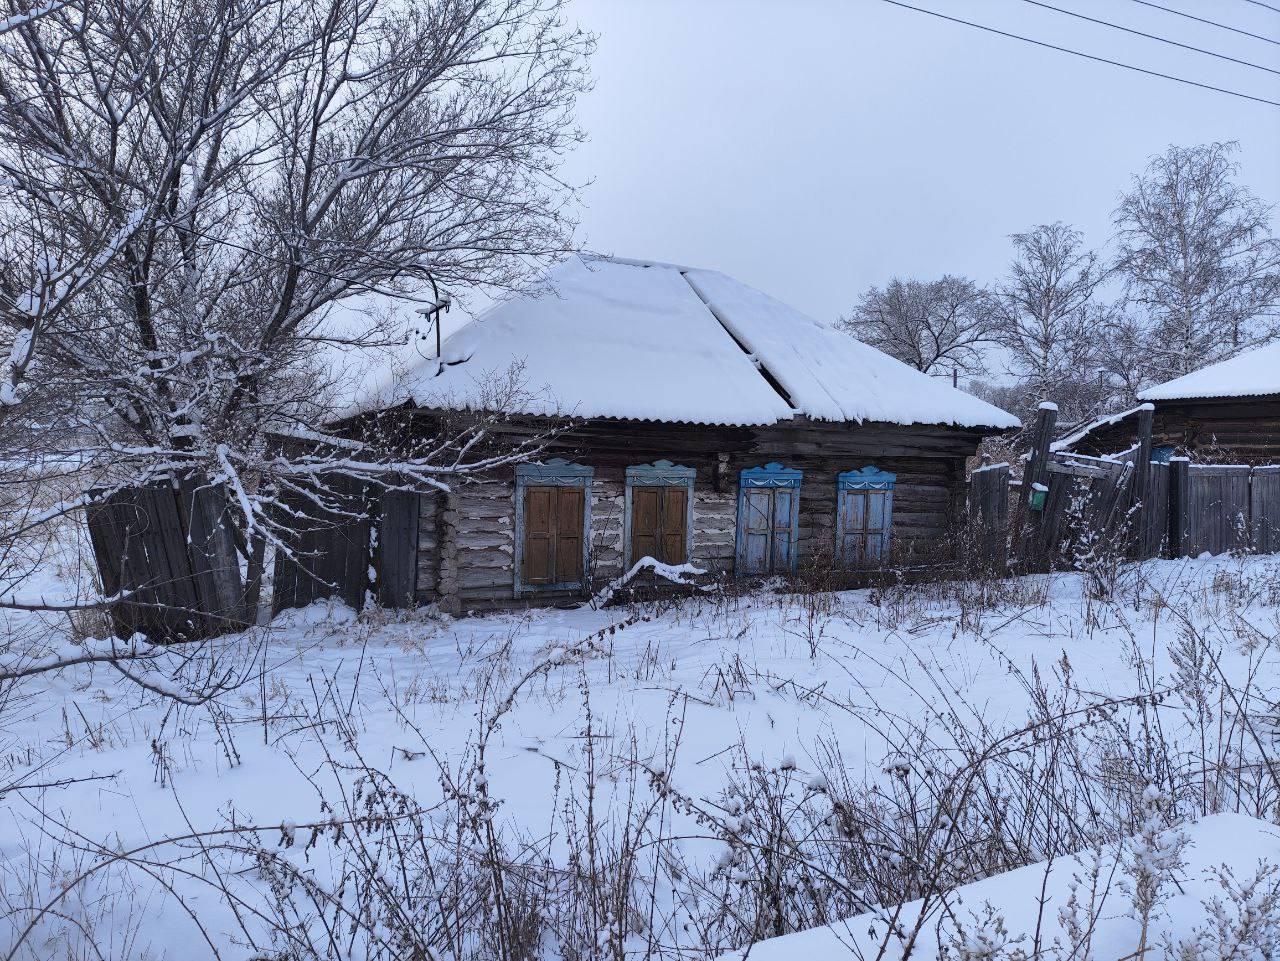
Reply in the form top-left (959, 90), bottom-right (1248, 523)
top-left (85, 478), bottom-right (248, 640)
top-left (967, 462), bottom-right (1010, 572)
top-left (1180, 464), bottom-right (1251, 557)
top-left (1249, 466), bottom-right (1280, 554)
top-left (1134, 462), bottom-right (1168, 559)
top-left (272, 476), bottom-right (423, 613)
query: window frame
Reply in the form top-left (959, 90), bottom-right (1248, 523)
top-left (735, 462), bottom-right (803, 576)
top-left (514, 459), bottom-right (594, 594)
top-left (835, 465), bottom-right (896, 567)
top-left (624, 461), bottom-right (696, 569)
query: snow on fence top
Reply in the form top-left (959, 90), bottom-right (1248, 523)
top-left (356, 257), bottom-right (1020, 430)
top-left (1139, 339), bottom-right (1280, 402)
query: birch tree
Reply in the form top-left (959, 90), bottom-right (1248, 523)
top-left (1114, 141), bottom-right (1280, 382)
top-left (0, 0), bottom-right (592, 620)
top-left (995, 222), bottom-right (1107, 421)
top-left (842, 275), bottom-right (997, 378)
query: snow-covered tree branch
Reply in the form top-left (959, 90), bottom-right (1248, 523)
top-left (0, 0), bottom-right (592, 618)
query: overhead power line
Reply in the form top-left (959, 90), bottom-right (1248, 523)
top-left (1125, 0), bottom-right (1280, 48)
top-left (1240, 0), bottom-right (1280, 15)
top-left (877, 0), bottom-right (1280, 109)
top-left (1017, 0), bottom-right (1280, 76)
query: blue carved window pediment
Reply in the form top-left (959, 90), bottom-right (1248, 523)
top-left (837, 465), bottom-right (897, 491)
top-left (514, 459), bottom-right (593, 594)
top-left (624, 461), bottom-right (696, 567)
top-left (626, 460), bottom-right (696, 485)
top-left (740, 462), bottom-right (803, 489)
top-left (836, 465), bottom-right (895, 567)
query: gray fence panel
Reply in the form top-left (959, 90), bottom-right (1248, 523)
top-left (1183, 465), bottom-right (1251, 557)
top-left (85, 481), bottom-right (233, 640)
top-left (1251, 466), bottom-right (1280, 554)
top-left (377, 487), bottom-right (420, 609)
top-left (967, 463), bottom-right (1011, 572)
top-left (1137, 463), bottom-right (1169, 559)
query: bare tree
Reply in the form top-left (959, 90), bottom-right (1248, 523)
top-left (995, 222), bottom-right (1108, 422)
top-left (1114, 141), bottom-right (1280, 382)
top-left (1096, 312), bottom-right (1158, 409)
top-left (0, 0), bottom-right (592, 621)
top-left (841, 275), bottom-right (997, 378)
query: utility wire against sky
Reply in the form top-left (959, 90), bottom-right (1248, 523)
top-left (1239, 0), bottom-right (1280, 16)
top-left (877, 0), bottom-right (1280, 109)
top-left (1125, 0), bottom-right (1280, 47)
top-left (1016, 0), bottom-right (1280, 76)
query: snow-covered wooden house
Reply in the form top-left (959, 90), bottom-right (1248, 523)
top-left (339, 256), bottom-right (1019, 612)
top-left (1054, 341), bottom-right (1280, 464)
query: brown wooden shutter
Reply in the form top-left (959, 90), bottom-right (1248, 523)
top-left (554, 486), bottom-right (584, 583)
top-left (523, 486), bottom-right (555, 584)
top-left (631, 487), bottom-right (661, 564)
top-left (660, 487), bottom-right (688, 565)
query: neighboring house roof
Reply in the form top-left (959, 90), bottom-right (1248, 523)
top-left (1050, 404), bottom-right (1147, 453)
top-left (1139, 340), bottom-right (1280, 402)
top-left (355, 256), bottom-right (1019, 430)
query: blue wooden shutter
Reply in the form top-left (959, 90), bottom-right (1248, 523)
top-left (736, 463), bottom-right (802, 575)
top-left (836, 467), bottom-right (896, 567)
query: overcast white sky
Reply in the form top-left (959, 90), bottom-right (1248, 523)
top-left (556, 0), bottom-right (1280, 323)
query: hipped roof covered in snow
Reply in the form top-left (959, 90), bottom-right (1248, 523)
top-left (1139, 340), bottom-right (1280, 402)
top-left (362, 257), bottom-right (1019, 430)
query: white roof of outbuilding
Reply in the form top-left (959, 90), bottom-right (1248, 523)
top-left (358, 256), bottom-right (1019, 430)
top-left (1139, 340), bottom-right (1280, 402)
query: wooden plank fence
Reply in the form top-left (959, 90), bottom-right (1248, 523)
top-left (85, 477), bottom-right (247, 641)
top-left (1176, 463), bottom-right (1251, 557)
top-left (1251, 466), bottom-right (1280, 554)
top-left (271, 475), bottom-right (422, 615)
top-left (967, 461), bottom-right (1010, 574)
top-left (967, 403), bottom-right (1280, 571)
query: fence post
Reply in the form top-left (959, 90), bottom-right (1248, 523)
top-left (1019, 402), bottom-right (1058, 513)
top-left (1130, 403), bottom-right (1154, 555)
top-left (1168, 456), bottom-right (1190, 558)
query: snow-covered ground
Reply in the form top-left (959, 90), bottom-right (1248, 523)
top-left (3, 552), bottom-right (1280, 959)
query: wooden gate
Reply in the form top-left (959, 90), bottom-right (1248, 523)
top-left (271, 476), bottom-right (422, 613)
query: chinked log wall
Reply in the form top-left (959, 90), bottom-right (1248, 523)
top-left (417, 416), bottom-right (979, 612)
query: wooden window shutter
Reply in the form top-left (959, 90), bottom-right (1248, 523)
top-left (660, 487), bottom-right (688, 565)
top-left (740, 488), bottom-right (773, 575)
top-left (554, 486), bottom-right (584, 583)
top-left (836, 468), bottom-right (896, 568)
top-left (770, 488), bottom-right (795, 572)
top-left (523, 487), bottom-right (555, 584)
top-left (630, 487), bottom-right (661, 564)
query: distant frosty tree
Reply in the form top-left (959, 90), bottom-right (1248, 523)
top-left (1114, 142), bottom-right (1280, 382)
top-left (995, 223), bottom-right (1107, 420)
top-left (0, 0), bottom-right (592, 616)
top-left (1097, 313), bottom-right (1158, 409)
top-left (841, 275), bottom-right (996, 377)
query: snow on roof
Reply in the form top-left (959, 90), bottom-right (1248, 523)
top-left (359, 256), bottom-right (1020, 430)
top-left (1050, 404), bottom-right (1145, 452)
top-left (1139, 340), bottom-right (1280, 402)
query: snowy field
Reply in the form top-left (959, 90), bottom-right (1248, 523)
top-left (3, 551), bottom-right (1280, 959)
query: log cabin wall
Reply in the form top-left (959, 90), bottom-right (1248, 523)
top-left (408, 414), bottom-right (986, 612)
top-left (1068, 398), bottom-right (1280, 464)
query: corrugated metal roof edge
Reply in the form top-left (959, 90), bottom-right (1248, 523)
top-left (1137, 388), bottom-right (1280, 402)
top-left (380, 399), bottom-right (1014, 431)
